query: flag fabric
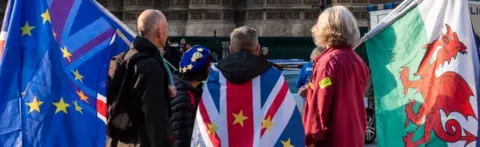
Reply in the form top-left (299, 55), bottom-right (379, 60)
top-left (191, 65), bottom-right (305, 147)
top-left (363, 0), bottom-right (480, 146)
top-left (0, 0), bottom-right (134, 146)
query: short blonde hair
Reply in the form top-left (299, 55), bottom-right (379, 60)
top-left (312, 6), bottom-right (360, 48)
top-left (310, 47), bottom-right (323, 60)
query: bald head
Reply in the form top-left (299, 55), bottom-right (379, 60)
top-left (137, 9), bottom-right (168, 48)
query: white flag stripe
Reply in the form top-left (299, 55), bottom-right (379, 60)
top-left (252, 77), bottom-right (262, 147)
top-left (261, 75), bottom-right (285, 115)
top-left (97, 93), bottom-right (106, 103)
top-left (218, 72), bottom-right (229, 147)
top-left (0, 31), bottom-right (7, 40)
top-left (259, 89), bottom-right (296, 146)
top-left (97, 112), bottom-right (106, 124)
top-left (196, 110), bottom-right (215, 147)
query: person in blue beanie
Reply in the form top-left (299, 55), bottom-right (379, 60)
top-left (170, 45), bottom-right (213, 147)
top-left (297, 47), bottom-right (323, 97)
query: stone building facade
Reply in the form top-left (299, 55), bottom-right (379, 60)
top-left (0, 0), bottom-right (402, 37)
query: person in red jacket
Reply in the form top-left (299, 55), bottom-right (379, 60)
top-left (303, 6), bottom-right (369, 147)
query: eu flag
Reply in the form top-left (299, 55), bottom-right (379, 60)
top-left (0, 0), bottom-right (134, 146)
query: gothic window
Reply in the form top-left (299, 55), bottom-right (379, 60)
top-left (303, 0), bottom-right (320, 4)
top-left (222, 0), bottom-right (232, 5)
top-left (190, 12), bottom-right (203, 20)
top-left (293, 12), bottom-right (300, 19)
top-left (170, 0), bottom-right (187, 5)
top-left (113, 12), bottom-right (123, 20)
top-left (266, 12), bottom-right (278, 20)
top-left (247, 12), bottom-right (263, 20)
top-left (205, 12), bottom-right (221, 20)
top-left (191, 0), bottom-right (203, 4)
top-left (138, 0), bottom-right (152, 5)
top-left (223, 13), bottom-right (233, 20)
top-left (248, 0), bottom-right (264, 5)
top-left (125, 0), bottom-right (136, 5)
top-left (167, 13), bottom-right (187, 20)
top-left (206, 0), bottom-right (220, 4)
top-left (304, 11), bottom-right (319, 20)
top-left (124, 12), bottom-right (138, 21)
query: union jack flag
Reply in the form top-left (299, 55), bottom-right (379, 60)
top-left (191, 65), bottom-right (305, 147)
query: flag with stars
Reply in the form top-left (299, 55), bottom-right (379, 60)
top-left (191, 65), bottom-right (305, 147)
top-left (0, 0), bottom-right (134, 146)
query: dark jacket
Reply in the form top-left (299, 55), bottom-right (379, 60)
top-left (126, 36), bottom-right (172, 147)
top-left (165, 43), bottom-right (182, 70)
top-left (217, 51), bottom-right (273, 84)
top-left (170, 76), bottom-right (202, 147)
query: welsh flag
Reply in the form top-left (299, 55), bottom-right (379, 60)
top-left (362, 0), bottom-right (480, 147)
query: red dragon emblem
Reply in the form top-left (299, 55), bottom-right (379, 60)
top-left (400, 24), bottom-right (476, 147)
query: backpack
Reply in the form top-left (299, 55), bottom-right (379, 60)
top-left (106, 50), bottom-right (151, 141)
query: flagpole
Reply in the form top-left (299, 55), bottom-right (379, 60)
top-left (94, 2), bottom-right (179, 72)
top-left (353, 0), bottom-right (423, 49)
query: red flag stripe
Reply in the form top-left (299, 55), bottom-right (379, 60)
top-left (96, 94), bottom-right (107, 123)
top-left (260, 81), bottom-right (288, 137)
top-left (226, 80), bottom-right (254, 147)
top-left (198, 100), bottom-right (221, 147)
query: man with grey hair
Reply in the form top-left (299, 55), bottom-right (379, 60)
top-left (107, 9), bottom-right (173, 147)
top-left (190, 26), bottom-right (305, 146)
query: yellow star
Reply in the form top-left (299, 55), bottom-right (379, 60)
top-left (41, 9), bottom-right (51, 24)
top-left (61, 46), bottom-right (72, 62)
top-left (191, 52), bottom-right (203, 62)
top-left (182, 67), bottom-right (187, 73)
top-left (72, 69), bottom-right (84, 83)
top-left (53, 97), bottom-right (70, 114)
top-left (197, 48), bottom-right (204, 52)
top-left (207, 121), bottom-right (219, 136)
top-left (281, 138), bottom-right (294, 147)
top-left (187, 64), bottom-right (193, 70)
top-left (76, 90), bottom-right (88, 103)
top-left (21, 22), bottom-right (35, 36)
top-left (261, 116), bottom-right (275, 132)
top-left (21, 92), bottom-right (25, 96)
top-left (232, 110), bottom-right (249, 127)
top-left (72, 100), bottom-right (83, 114)
top-left (26, 96), bottom-right (44, 113)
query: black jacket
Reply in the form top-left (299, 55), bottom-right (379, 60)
top-left (165, 43), bottom-right (182, 70)
top-left (127, 37), bottom-right (172, 147)
top-left (170, 76), bottom-right (202, 147)
top-left (217, 52), bottom-right (273, 84)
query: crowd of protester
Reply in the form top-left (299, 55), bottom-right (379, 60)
top-left (107, 5), bottom-right (369, 147)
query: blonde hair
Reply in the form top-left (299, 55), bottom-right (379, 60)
top-left (310, 47), bottom-right (323, 60)
top-left (312, 6), bottom-right (360, 48)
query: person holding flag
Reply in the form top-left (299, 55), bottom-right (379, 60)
top-left (190, 26), bottom-right (304, 147)
top-left (304, 6), bottom-right (369, 147)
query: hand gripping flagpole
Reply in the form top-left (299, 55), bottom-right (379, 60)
top-left (352, 0), bottom-right (423, 49)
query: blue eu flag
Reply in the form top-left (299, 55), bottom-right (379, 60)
top-left (0, 0), bottom-right (134, 146)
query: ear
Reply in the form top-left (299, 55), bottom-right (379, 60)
top-left (256, 44), bottom-right (261, 55)
top-left (229, 46), bottom-right (233, 53)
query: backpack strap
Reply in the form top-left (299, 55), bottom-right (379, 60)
top-left (186, 90), bottom-right (196, 108)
